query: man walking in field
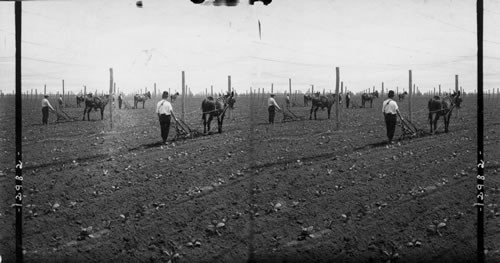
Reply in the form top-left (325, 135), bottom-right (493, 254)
top-left (118, 94), bottom-right (123, 109)
top-left (382, 90), bottom-right (403, 144)
top-left (58, 95), bottom-right (63, 108)
top-left (268, 93), bottom-right (281, 124)
top-left (345, 92), bottom-right (351, 108)
top-left (156, 91), bottom-right (176, 144)
top-left (41, 95), bottom-right (55, 125)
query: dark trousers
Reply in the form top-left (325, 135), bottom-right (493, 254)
top-left (159, 114), bottom-right (171, 142)
top-left (346, 98), bottom-right (350, 108)
top-left (42, 107), bottom-right (49, 125)
top-left (384, 113), bottom-right (397, 142)
top-left (118, 100), bottom-right (122, 109)
top-left (268, 105), bottom-right (276, 124)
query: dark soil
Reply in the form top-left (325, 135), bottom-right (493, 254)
top-left (1, 94), bottom-right (499, 263)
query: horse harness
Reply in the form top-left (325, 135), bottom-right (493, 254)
top-left (202, 96), bottom-right (230, 115)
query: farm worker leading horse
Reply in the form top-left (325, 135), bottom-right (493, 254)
top-left (382, 90), bottom-right (403, 144)
top-left (268, 93), bottom-right (281, 124)
top-left (156, 91), bottom-right (176, 144)
top-left (201, 92), bottom-right (235, 134)
top-left (41, 95), bottom-right (55, 125)
top-left (428, 91), bottom-right (461, 134)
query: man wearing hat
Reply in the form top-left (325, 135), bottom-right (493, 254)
top-left (156, 91), bottom-right (176, 144)
top-left (382, 90), bottom-right (403, 144)
top-left (268, 93), bottom-right (281, 124)
top-left (41, 95), bottom-right (55, 125)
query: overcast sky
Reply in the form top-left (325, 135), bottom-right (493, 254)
top-left (0, 0), bottom-right (499, 95)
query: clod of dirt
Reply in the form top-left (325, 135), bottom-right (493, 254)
top-left (52, 202), bottom-right (60, 210)
top-left (297, 226), bottom-right (314, 240)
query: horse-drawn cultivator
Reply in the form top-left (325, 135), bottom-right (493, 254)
top-left (55, 107), bottom-right (79, 122)
top-left (282, 108), bottom-right (304, 122)
top-left (398, 115), bottom-right (428, 140)
top-left (173, 117), bottom-right (203, 140)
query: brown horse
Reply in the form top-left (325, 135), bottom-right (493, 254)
top-left (134, 91), bottom-right (151, 109)
top-left (170, 92), bottom-right (180, 102)
top-left (309, 94), bottom-right (340, 120)
top-left (82, 94), bottom-right (109, 121)
top-left (398, 91), bottom-right (408, 101)
top-left (361, 91), bottom-right (379, 108)
top-left (428, 91), bottom-right (461, 134)
top-left (201, 92), bottom-right (235, 133)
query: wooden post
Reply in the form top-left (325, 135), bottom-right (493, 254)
top-left (109, 68), bottom-right (113, 128)
top-left (409, 70), bottom-right (412, 122)
top-left (44, 84), bottom-right (46, 95)
top-left (84, 86), bottom-right (86, 96)
top-left (439, 84), bottom-right (441, 96)
top-left (289, 78), bottom-right (292, 99)
top-left (211, 85), bottom-right (213, 97)
top-left (434, 87), bottom-right (436, 96)
top-left (335, 67), bottom-right (340, 130)
top-left (271, 83), bottom-right (274, 94)
top-left (182, 71), bottom-right (185, 121)
top-left (455, 75), bottom-right (460, 118)
top-left (341, 81), bottom-right (344, 94)
top-left (381, 82), bottom-right (384, 97)
top-left (154, 83), bottom-right (156, 98)
top-left (227, 75), bottom-right (232, 118)
top-left (396, 86), bottom-right (399, 95)
top-left (62, 79), bottom-right (64, 101)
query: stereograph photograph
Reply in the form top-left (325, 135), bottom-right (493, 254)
top-left (0, 0), bottom-right (499, 262)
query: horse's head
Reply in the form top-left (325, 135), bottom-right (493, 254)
top-left (373, 90), bottom-right (379, 98)
top-left (146, 91), bottom-right (151, 99)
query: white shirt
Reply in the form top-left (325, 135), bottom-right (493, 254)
top-left (156, 99), bottom-right (173, 115)
top-left (268, 97), bottom-right (281, 109)
top-left (382, 99), bottom-right (399, 114)
top-left (41, 98), bottom-right (55, 110)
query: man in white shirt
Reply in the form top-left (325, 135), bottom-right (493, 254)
top-left (41, 95), bottom-right (55, 125)
top-left (156, 91), bottom-right (176, 144)
top-left (382, 90), bottom-right (403, 144)
top-left (268, 93), bottom-right (281, 124)
top-left (58, 95), bottom-right (63, 108)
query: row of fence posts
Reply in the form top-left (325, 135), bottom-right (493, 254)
top-left (11, 81), bottom-right (500, 102)
top-left (7, 75), bottom-right (500, 107)
top-left (7, 69), bottom-right (500, 131)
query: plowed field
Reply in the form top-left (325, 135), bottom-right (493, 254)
top-left (1, 94), bottom-right (499, 262)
